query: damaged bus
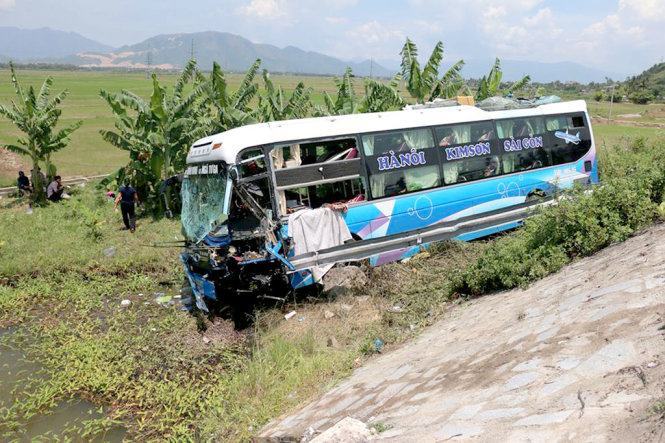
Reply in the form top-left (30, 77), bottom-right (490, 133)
top-left (180, 99), bottom-right (597, 312)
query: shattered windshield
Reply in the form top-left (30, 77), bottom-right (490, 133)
top-left (181, 167), bottom-right (230, 243)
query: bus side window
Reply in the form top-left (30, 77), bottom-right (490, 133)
top-left (270, 137), bottom-right (366, 215)
top-left (362, 128), bottom-right (441, 199)
top-left (496, 117), bottom-right (550, 174)
top-left (437, 121), bottom-right (498, 184)
top-left (238, 148), bottom-right (267, 177)
top-left (544, 114), bottom-right (591, 165)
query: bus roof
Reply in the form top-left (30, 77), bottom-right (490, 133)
top-left (187, 100), bottom-right (588, 165)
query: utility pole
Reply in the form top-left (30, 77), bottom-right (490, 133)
top-left (608, 84), bottom-right (617, 124)
top-left (369, 57), bottom-right (373, 79)
top-left (145, 51), bottom-right (153, 79)
top-left (190, 39), bottom-right (196, 61)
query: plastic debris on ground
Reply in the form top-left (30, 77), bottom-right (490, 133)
top-left (373, 338), bottom-right (384, 353)
top-left (120, 299), bottom-right (131, 308)
top-left (284, 311), bottom-right (297, 320)
top-left (102, 247), bottom-right (116, 258)
top-left (155, 295), bottom-right (173, 306)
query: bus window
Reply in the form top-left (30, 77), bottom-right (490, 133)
top-left (436, 121), bottom-right (495, 147)
top-left (496, 117), bottom-right (551, 174)
top-left (272, 138), bottom-right (358, 169)
top-left (436, 121), bottom-right (498, 184)
top-left (282, 178), bottom-right (365, 213)
top-left (361, 128), bottom-right (440, 199)
top-left (544, 114), bottom-right (591, 165)
top-left (238, 148), bottom-right (267, 177)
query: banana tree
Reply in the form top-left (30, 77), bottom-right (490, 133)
top-left (475, 58), bottom-right (531, 101)
top-left (400, 38), bottom-right (468, 104)
top-left (315, 68), bottom-right (404, 116)
top-left (317, 67), bottom-right (359, 115)
top-left (201, 60), bottom-right (261, 132)
top-left (100, 59), bottom-right (207, 214)
top-left (359, 74), bottom-right (405, 113)
top-left (0, 63), bottom-right (82, 204)
top-left (259, 70), bottom-right (312, 121)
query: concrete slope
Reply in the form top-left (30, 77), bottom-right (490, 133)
top-left (260, 224), bottom-right (665, 442)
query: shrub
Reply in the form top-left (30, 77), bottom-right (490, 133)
top-left (628, 90), bottom-right (654, 104)
top-left (451, 138), bottom-right (665, 296)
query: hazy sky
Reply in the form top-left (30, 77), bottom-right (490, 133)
top-left (1, 0), bottom-right (663, 74)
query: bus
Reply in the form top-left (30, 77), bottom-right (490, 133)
top-left (180, 100), bottom-right (597, 312)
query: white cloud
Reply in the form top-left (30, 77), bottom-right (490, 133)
top-left (237, 0), bottom-right (286, 19)
top-left (325, 16), bottom-right (348, 25)
top-left (348, 20), bottom-right (404, 45)
top-left (619, 0), bottom-right (665, 21)
top-left (0, 0), bottom-right (15, 11)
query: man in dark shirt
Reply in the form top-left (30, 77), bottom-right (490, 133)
top-left (17, 171), bottom-right (32, 195)
top-left (114, 183), bottom-right (138, 232)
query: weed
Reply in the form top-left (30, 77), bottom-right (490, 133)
top-left (370, 421), bottom-right (392, 433)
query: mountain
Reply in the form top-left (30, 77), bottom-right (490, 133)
top-left (72, 31), bottom-right (392, 77)
top-left (444, 59), bottom-right (626, 84)
top-left (0, 27), bottom-right (113, 60)
top-left (1, 27), bottom-right (627, 82)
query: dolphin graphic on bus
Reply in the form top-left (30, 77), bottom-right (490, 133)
top-left (554, 129), bottom-right (581, 145)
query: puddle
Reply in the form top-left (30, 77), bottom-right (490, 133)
top-left (0, 329), bottom-right (126, 441)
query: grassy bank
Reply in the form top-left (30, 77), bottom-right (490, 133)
top-left (1, 136), bottom-right (665, 440)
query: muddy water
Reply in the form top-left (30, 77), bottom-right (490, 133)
top-left (0, 329), bottom-right (126, 441)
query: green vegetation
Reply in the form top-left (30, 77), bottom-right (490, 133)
top-left (399, 38), bottom-right (467, 103)
top-left (475, 58), bottom-right (531, 101)
top-left (0, 63), bottom-right (82, 203)
top-left (3, 135), bottom-right (664, 440)
top-left (626, 62), bottom-right (665, 104)
top-left (100, 60), bottom-right (208, 213)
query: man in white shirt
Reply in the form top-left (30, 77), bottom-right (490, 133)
top-left (47, 176), bottom-right (64, 202)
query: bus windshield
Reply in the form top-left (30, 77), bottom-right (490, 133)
top-left (181, 167), bottom-right (230, 243)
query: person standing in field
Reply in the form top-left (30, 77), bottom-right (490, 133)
top-left (114, 183), bottom-right (138, 232)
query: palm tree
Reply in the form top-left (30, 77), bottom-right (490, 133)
top-left (100, 59), bottom-right (206, 213)
top-left (0, 63), bottom-right (82, 203)
top-left (400, 38), bottom-right (468, 104)
top-left (475, 58), bottom-right (531, 101)
top-left (259, 70), bottom-right (312, 121)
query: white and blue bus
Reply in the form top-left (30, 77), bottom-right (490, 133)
top-left (180, 100), bottom-right (597, 311)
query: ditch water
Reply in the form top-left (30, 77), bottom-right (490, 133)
top-left (0, 328), bottom-right (126, 441)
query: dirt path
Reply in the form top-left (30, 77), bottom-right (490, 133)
top-left (592, 116), bottom-right (665, 129)
top-left (260, 224), bottom-right (665, 441)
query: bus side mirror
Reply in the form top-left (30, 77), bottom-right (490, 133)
top-left (229, 166), bottom-right (239, 181)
